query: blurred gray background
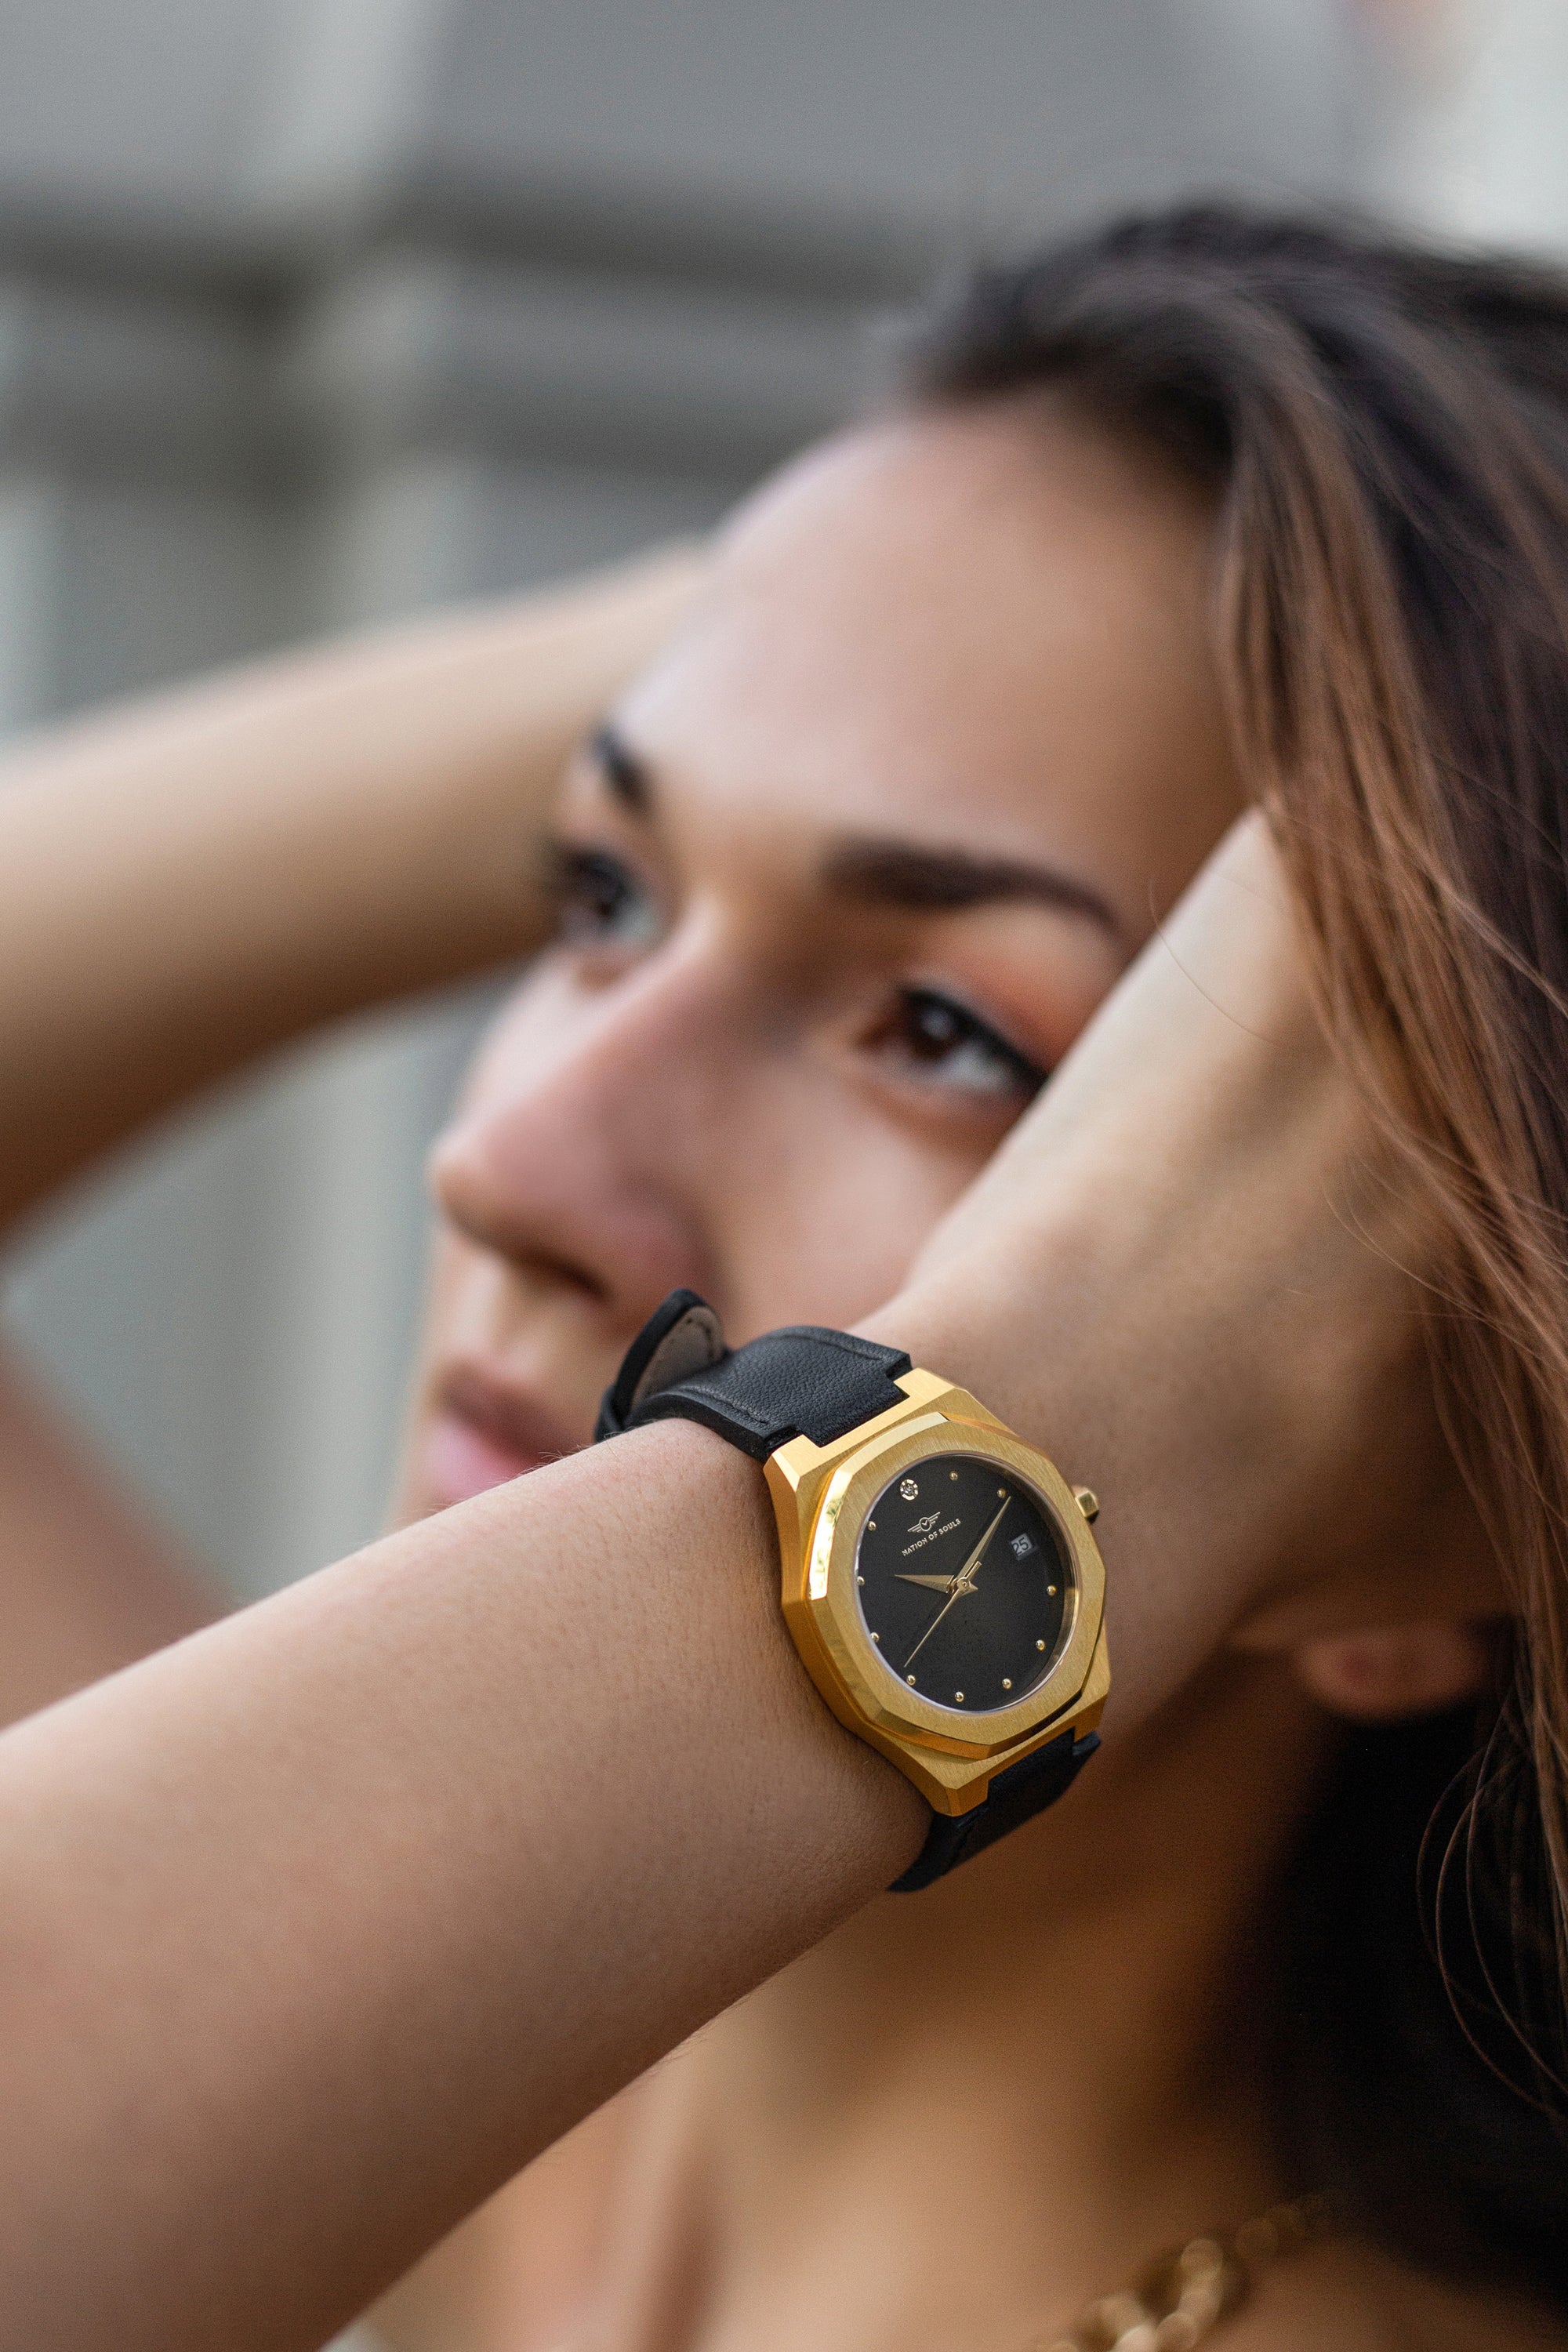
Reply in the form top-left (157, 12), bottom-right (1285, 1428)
top-left (0, 0), bottom-right (1558, 1609)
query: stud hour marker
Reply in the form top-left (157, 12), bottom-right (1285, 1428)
top-left (950, 1471), bottom-right (958, 1481)
top-left (997, 1486), bottom-right (1006, 1497)
top-left (868, 1520), bottom-right (876, 1530)
top-left (1036, 1639), bottom-right (1047, 1650)
top-left (954, 1691), bottom-right (964, 1702)
top-left (906, 1674), bottom-right (916, 1686)
top-left (871, 1632), bottom-right (880, 1643)
top-left (1002, 1678), bottom-right (1012, 1691)
top-left (1047, 1584), bottom-right (1057, 1595)
top-left (856, 1574), bottom-right (864, 1585)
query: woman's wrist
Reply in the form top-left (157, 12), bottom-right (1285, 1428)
top-left (865, 1118), bottom-right (1465, 1743)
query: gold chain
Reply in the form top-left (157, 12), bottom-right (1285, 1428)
top-left (1023, 2194), bottom-right (1330, 2352)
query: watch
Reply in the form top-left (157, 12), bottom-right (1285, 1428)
top-left (595, 1290), bottom-right (1109, 1892)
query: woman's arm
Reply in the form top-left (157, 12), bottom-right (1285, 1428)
top-left (0, 551), bottom-right (697, 1232)
top-left (0, 1348), bottom-right (221, 1724)
top-left (0, 819), bottom-right (1469, 2352)
top-left (0, 1421), bottom-right (924, 2352)
top-left (0, 554), bottom-right (699, 1741)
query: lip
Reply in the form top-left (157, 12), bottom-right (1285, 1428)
top-left (419, 1362), bottom-right (583, 1509)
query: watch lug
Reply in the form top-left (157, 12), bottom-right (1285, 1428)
top-left (867, 1671), bottom-right (1107, 1814)
top-left (768, 1377), bottom-right (947, 1494)
top-left (854, 1727), bottom-right (999, 1816)
top-left (898, 1372), bottom-right (1012, 1433)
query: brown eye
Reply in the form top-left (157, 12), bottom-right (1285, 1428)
top-left (876, 987), bottom-right (1047, 1102)
top-left (549, 845), bottom-right (662, 950)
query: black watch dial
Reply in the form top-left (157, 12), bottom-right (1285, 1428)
top-left (854, 1453), bottom-right (1070, 1715)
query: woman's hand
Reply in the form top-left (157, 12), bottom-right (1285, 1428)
top-left (0, 544), bottom-right (704, 1229)
top-left (872, 814), bottom-right (1490, 1728)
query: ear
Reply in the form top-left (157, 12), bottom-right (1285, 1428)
top-left (1290, 1620), bottom-right (1493, 1723)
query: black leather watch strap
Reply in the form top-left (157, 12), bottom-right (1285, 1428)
top-left (597, 1291), bottom-right (1096, 1891)
top-left (595, 1288), bottom-right (913, 1461)
top-left (888, 1725), bottom-right (1100, 1892)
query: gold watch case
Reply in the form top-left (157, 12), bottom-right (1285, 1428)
top-left (764, 1369), bottom-right (1109, 1817)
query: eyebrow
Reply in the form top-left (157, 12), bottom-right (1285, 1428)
top-left (820, 837), bottom-right (1120, 934)
top-left (587, 726), bottom-right (1120, 937)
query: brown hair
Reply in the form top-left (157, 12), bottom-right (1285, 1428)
top-left (913, 209), bottom-right (1568, 2292)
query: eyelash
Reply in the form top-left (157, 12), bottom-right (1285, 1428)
top-left (546, 843), bottom-right (1048, 1105)
top-left (548, 844), bottom-right (661, 950)
top-left (870, 986), bottom-right (1048, 1105)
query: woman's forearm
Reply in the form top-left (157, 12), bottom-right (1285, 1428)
top-left (0, 1422), bottom-right (923, 2352)
top-left (0, 551), bottom-right (697, 1230)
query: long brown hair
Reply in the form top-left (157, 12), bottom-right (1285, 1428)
top-left (913, 208), bottom-right (1568, 2292)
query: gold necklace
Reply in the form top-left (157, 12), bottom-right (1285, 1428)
top-left (1025, 2194), bottom-right (1330, 2352)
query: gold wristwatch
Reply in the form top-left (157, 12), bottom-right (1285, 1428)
top-left (597, 1290), bottom-right (1109, 1889)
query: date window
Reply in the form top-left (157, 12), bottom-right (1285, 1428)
top-left (1010, 1532), bottom-right (1035, 1559)
top-left (899, 1478), bottom-right (920, 1501)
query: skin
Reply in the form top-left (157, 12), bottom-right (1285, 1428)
top-left (0, 552), bottom-right (698, 1721)
top-left (0, 399), bottom-right (1530, 2347)
top-left (372, 401), bottom-right (1515, 2352)
top-left (412, 401), bottom-right (1232, 1452)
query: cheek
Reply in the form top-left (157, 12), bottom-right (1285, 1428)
top-left (404, 1223), bottom-right (500, 1405)
top-left (414, 960), bottom-right (1025, 1359)
top-left (710, 1080), bottom-right (1001, 1338)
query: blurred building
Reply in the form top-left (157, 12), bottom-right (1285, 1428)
top-left (0, 0), bottom-right (1405, 1595)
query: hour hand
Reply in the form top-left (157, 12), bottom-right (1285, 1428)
top-left (895, 1571), bottom-right (957, 1592)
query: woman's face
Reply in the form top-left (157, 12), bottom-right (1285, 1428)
top-left (404, 396), bottom-right (1240, 1514)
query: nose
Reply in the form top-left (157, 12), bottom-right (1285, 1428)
top-left (428, 945), bottom-right (736, 1337)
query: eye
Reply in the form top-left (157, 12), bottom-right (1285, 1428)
top-left (547, 844), bottom-right (662, 953)
top-left (869, 986), bottom-right (1047, 1104)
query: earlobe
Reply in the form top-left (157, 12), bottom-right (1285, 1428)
top-left (1290, 1621), bottom-right (1494, 1723)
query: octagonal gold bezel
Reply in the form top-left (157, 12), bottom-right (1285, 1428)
top-left (769, 1386), bottom-right (1106, 1780)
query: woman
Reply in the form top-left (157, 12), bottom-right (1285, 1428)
top-left (365, 209), bottom-right (1568, 2349)
top-left (0, 208), bottom-right (1563, 2349)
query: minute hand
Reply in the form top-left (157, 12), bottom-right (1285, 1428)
top-left (901, 1498), bottom-right (1011, 1675)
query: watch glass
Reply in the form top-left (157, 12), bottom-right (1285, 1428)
top-left (854, 1452), bottom-right (1070, 1715)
